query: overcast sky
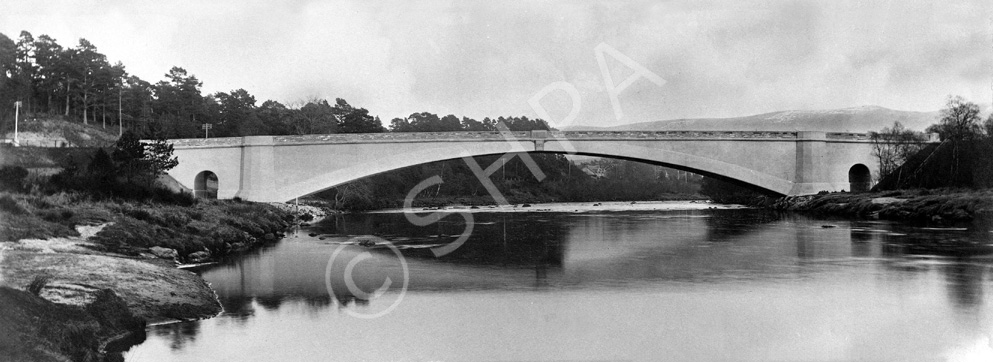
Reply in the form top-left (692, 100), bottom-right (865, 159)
top-left (3, 0), bottom-right (991, 128)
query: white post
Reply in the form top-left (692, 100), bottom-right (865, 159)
top-left (118, 76), bottom-right (123, 136)
top-left (13, 101), bottom-right (21, 146)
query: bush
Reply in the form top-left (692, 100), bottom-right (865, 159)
top-left (0, 194), bottom-right (30, 215)
top-left (0, 166), bottom-right (29, 191)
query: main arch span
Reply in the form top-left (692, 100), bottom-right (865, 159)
top-left (164, 130), bottom-right (879, 202)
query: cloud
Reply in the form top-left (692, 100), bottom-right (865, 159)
top-left (2, 0), bottom-right (990, 126)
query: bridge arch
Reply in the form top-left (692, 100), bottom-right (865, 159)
top-left (848, 164), bottom-right (871, 193)
top-left (277, 141), bottom-right (795, 201)
top-left (194, 171), bottom-right (219, 199)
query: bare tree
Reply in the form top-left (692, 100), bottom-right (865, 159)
top-left (869, 121), bottom-right (927, 181)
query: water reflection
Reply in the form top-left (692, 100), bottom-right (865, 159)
top-left (132, 207), bottom-right (993, 361)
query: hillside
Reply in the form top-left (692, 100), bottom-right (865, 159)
top-left (2, 116), bottom-right (119, 148)
top-left (568, 106), bottom-right (956, 133)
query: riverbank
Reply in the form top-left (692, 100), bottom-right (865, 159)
top-left (0, 192), bottom-right (324, 360)
top-left (755, 188), bottom-right (993, 222)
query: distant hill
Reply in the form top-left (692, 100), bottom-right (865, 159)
top-left (568, 106), bottom-right (949, 133)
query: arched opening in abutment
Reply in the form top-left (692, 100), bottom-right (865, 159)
top-left (848, 164), bottom-right (871, 193)
top-left (286, 151), bottom-right (785, 205)
top-left (194, 171), bottom-right (219, 199)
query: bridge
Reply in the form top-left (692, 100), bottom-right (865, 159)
top-left (164, 130), bottom-right (879, 202)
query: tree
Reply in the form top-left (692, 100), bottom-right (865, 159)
top-left (86, 148), bottom-right (116, 185)
top-left (927, 96), bottom-right (983, 142)
top-left (152, 67), bottom-right (204, 137)
top-left (389, 117), bottom-right (411, 132)
top-left (31, 34), bottom-right (65, 114)
top-left (144, 136), bottom-right (179, 185)
top-left (333, 98), bottom-right (384, 133)
top-left (297, 99), bottom-right (338, 134)
top-left (984, 114), bottom-right (993, 138)
top-left (868, 121), bottom-right (927, 180)
top-left (258, 100), bottom-right (291, 135)
top-left (213, 88), bottom-right (260, 136)
top-left (112, 131), bottom-right (147, 184)
top-left (0, 33), bottom-right (17, 124)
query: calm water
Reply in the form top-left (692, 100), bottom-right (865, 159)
top-left (125, 203), bottom-right (993, 361)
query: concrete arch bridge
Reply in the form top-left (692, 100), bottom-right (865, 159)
top-left (164, 130), bottom-right (879, 202)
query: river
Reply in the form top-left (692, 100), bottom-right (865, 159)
top-left (124, 201), bottom-right (993, 361)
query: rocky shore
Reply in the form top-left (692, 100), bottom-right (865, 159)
top-left (753, 189), bottom-right (993, 223)
top-left (0, 195), bottom-right (329, 361)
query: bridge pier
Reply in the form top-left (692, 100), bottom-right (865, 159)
top-left (234, 136), bottom-right (278, 201)
top-left (790, 131), bottom-right (831, 195)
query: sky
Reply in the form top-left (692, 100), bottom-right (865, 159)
top-left (3, 0), bottom-right (991, 128)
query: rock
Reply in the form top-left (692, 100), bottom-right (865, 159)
top-left (264, 233), bottom-right (275, 241)
top-left (187, 251), bottom-right (211, 263)
top-left (358, 239), bottom-right (376, 247)
top-left (150, 246), bottom-right (178, 260)
top-left (230, 242), bottom-right (247, 250)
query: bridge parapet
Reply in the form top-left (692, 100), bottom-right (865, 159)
top-left (826, 132), bottom-right (871, 141)
top-left (168, 130), bottom-right (874, 149)
top-left (168, 137), bottom-right (244, 148)
top-left (274, 131), bottom-right (531, 144)
top-left (552, 130), bottom-right (800, 139)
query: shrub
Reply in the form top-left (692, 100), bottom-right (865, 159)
top-left (0, 194), bottom-right (30, 215)
top-left (0, 166), bottom-right (29, 191)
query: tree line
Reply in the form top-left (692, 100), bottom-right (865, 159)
top-left (0, 30), bottom-right (555, 139)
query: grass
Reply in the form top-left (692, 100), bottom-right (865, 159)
top-left (0, 191), bottom-right (296, 262)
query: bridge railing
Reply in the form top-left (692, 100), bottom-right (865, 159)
top-left (550, 131), bottom-right (800, 139)
top-left (168, 130), bottom-right (874, 147)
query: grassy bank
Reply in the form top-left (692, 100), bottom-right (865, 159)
top-left (755, 188), bottom-right (993, 222)
top-left (1, 191), bottom-right (296, 263)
